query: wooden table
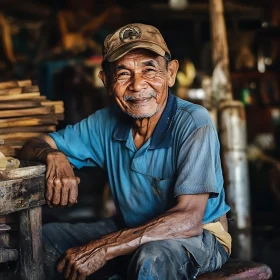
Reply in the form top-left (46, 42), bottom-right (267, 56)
top-left (0, 162), bottom-right (46, 280)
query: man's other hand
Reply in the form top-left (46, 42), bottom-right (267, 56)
top-left (57, 241), bottom-right (107, 280)
top-left (46, 152), bottom-right (80, 207)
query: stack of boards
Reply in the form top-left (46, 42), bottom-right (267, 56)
top-left (0, 80), bottom-right (64, 157)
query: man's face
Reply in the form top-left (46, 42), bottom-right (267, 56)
top-left (108, 50), bottom-right (175, 119)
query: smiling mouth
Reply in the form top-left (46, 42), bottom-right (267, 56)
top-left (129, 97), bottom-right (151, 103)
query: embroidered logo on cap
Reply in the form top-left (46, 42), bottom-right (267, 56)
top-left (119, 25), bottom-right (142, 43)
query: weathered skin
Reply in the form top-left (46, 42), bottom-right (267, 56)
top-left (56, 194), bottom-right (209, 280)
top-left (19, 137), bottom-right (80, 207)
top-left (20, 49), bottom-right (228, 280)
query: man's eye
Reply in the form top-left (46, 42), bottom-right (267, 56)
top-left (144, 68), bottom-right (156, 73)
top-left (115, 71), bottom-right (131, 81)
top-left (117, 72), bottom-right (130, 78)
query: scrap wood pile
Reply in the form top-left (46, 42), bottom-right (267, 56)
top-left (0, 80), bottom-right (64, 157)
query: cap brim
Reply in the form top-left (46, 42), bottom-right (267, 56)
top-left (105, 41), bottom-right (167, 62)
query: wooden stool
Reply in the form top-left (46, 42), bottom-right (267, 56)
top-left (198, 258), bottom-right (273, 280)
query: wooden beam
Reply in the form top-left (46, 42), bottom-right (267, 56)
top-left (209, 0), bottom-right (233, 101)
top-left (19, 207), bottom-right (44, 280)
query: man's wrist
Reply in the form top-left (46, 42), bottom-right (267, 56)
top-left (45, 149), bottom-right (66, 161)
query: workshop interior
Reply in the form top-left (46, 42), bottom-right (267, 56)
top-left (0, 0), bottom-right (280, 279)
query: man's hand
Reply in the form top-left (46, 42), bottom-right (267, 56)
top-left (46, 152), bottom-right (80, 207)
top-left (57, 241), bottom-right (107, 280)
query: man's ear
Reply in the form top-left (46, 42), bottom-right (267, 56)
top-left (98, 71), bottom-right (108, 88)
top-left (98, 71), bottom-right (113, 96)
top-left (167, 59), bottom-right (179, 87)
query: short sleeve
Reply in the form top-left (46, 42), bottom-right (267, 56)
top-left (49, 113), bottom-right (105, 169)
top-left (174, 125), bottom-right (223, 198)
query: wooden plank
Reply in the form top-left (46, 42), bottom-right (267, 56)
top-left (0, 92), bottom-right (40, 101)
top-left (0, 81), bottom-right (18, 89)
top-left (41, 101), bottom-right (64, 113)
top-left (22, 86), bottom-right (39, 93)
top-left (0, 100), bottom-right (41, 110)
top-left (0, 132), bottom-right (45, 142)
top-left (0, 175), bottom-right (45, 215)
top-left (0, 87), bottom-right (22, 95)
top-left (28, 95), bottom-right (47, 101)
top-left (0, 125), bottom-right (56, 134)
top-left (55, 113), bottom-right (65, 120)
top-left (40, 101), bottom-right (63, 106)
top-left (19, 207), bottom-right (44, 280)
top-left (0, 162), bottom-right (46, 180)
top-left (0, 115), bottom-right (58, 128)
top-left (17, 80), bottom-right (32, 87)
top-left (0, 106), bottom-right (54, 118)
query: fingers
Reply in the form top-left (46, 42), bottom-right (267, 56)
top-left (77, 274), bottom-right (86, 280)
top-left (68, 180), bottom-right (79, 206)
top-left (64, 261), bottom-right (73, 279)
top-left (57, 258), bottom-right (66, 273)
top-left (69, 270), bottom-right (78, 280)
top-left (57, 257), bottom-right (86, 280)
top-left (46, 177), bottom-right (54, 206)
top-left (76, 177), bottom-right (80, 184)
top-left (53, 177), bottom-right (62, 206)
top-left (45, 176), bottom-right (79, 207)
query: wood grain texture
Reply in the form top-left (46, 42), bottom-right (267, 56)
top-left (0, 92), bottom-right (40, 101)
top-left (19, 207), bottom-right (44, 280)
top-left (0, 81), bottom-right (18, 89)
top-left (17, 80), bottom-right (32, 87)
top-left (0, 125), bottom-right (56, 134)
top-left (0, 175), bottom-right (45, 215)
top-left (0, 161), bottom-right (46, 180)
top-left (0, 87), bottom-right (22, 95)
top-left (0, 132), bottom-right (45, 142)
top-left (0, 115), bottom-right (58, 128)
top-left (0, 100), bottom-right (41, 109)
top-left (0, 106), bottom-right (54, 118)
top-left (21, 86), bottom-right (39, 93)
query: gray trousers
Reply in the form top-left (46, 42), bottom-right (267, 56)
top-left (43, 217), bottom-right (229, 280)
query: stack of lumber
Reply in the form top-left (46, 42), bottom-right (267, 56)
top-left (0, 80), bottom-right (64, 157)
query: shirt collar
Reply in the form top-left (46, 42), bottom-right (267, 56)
top-left (113, 90), bottom-right (177, 149)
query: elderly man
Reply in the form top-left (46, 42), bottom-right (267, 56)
top-left (20, 23), bottom-right (231, 280)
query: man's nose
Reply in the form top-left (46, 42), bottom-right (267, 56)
top-left (128, 72), bottom-right (147, 91)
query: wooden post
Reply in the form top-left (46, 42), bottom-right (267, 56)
top-left (209, 0), bottom-right (232, 101)
top-left (209, 0), bottom-right (252, 259)
top-left (19, 207), bottom-right (44, 280)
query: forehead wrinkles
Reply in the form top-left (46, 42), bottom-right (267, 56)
top-left (114, 51), bottom-right (164, 70)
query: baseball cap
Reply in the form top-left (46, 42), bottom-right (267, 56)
top-left (102, 23), bottom-right (171, 62)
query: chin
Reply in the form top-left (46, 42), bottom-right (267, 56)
top-left (126, 110), bottom-right (158, 119)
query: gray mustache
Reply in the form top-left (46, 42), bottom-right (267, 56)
top-left (124, 92), bottom-right (156, 101)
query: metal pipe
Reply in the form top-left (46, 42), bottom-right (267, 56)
top-left (219, 100), bottom-right (252, 260)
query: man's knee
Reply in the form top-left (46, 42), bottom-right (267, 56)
top-left (128, 240), bottom-right (189, 279)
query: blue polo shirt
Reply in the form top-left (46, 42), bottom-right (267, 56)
top-left (49, 92), bottom-right (230, 228)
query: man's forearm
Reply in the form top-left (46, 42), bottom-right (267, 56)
top-left (19, 137), bottom-right (61, 163)
top-left (94, 207), bottom-right (202, 261)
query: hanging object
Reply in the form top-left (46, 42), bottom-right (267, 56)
top-left (169, 0), bottom-right (188, 10)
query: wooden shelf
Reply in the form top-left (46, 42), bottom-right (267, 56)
top-left (231, 71), bottom-right (280, 81)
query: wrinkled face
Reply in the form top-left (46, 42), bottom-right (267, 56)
top-left (108, 50), bottom-right (175, 119)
